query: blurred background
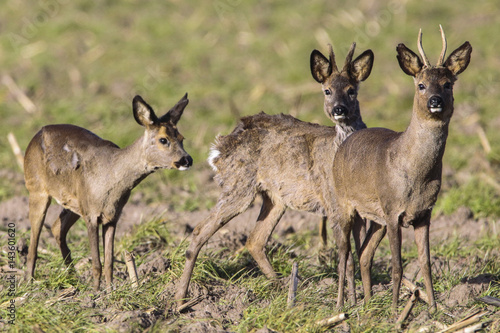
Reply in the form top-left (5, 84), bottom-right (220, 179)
top-left (1, 0), bottom-right (499, 217)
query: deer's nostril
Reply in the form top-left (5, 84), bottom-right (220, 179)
top-left (428, 96), bottom-right (443, 108)
top-left (175, 155), bottom-right (193, 169)
top-left (333, 106), bottom-right (347, 116)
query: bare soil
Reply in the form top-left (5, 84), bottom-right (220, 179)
top-left (0, 191), bottom-right (498, 331)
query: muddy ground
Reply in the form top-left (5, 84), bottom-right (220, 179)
top-left (0, 188), bottom-right (499, 331)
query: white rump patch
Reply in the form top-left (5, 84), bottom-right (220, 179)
top-left (207, 148), bottom-right (220, 172)
top-left (207, 137), bottom-right (222, 172)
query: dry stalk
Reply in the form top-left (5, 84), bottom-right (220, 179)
top-left (476, 126), bottom-right (491, 154)
top-left (2, 74), bottom-right (37, 113)
top-left (177, 295), bottom-right (204, 313)
top-left (316, 312), bottom-right (348, 328)
top-left (396, 289), bottom-right (420, 330)
top-left (7, 132), bottom-right (24, 171)
top-left (124, 251), bottom-right (139, 288)
top-left (478, 295), bottom-right (500, 307)
top-left (287, 262), bottom-right (299, 308)
top-left (437, 310), bottom-right (490, 333)
top-left (450, 322), bottom-right (485, 333)
top-left (402, 276), bottom-right (447, 311)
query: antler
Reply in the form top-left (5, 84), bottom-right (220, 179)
top-left (328, 44), bottom-right (339, 74)
top-left (342, 42), bottom-right (356, 72)
top-left (437, 25), bottom-right (447, 66)
top-left (417, 29), bottom-right (431, 68)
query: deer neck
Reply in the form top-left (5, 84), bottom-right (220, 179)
top-left (399, 106), bottom-right (450, 177)
top-left (107, 136), bottom-right (152, 193)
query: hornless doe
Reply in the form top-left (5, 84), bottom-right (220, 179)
top-left (333, 26), bottom-right (472, 311)
top-left (24, 94), bottom-right (192, 290)
top-left (175, 44), bottom-right (374, 307)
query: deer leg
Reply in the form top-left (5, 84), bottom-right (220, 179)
top-left (319, 216), bottom-right (328, 247)
top-left (51, 209), bottom-right (80, 266)
top-left (175, 189), bottom-right (255, 307)
top-left (387, 223), bottom-right (402, 313)
top-left (358, 222), bottom-right (386, 304)
top-left (333, 217), bottom-right (353, 309)
top-left (352, 215), bottom-right (367, 257)
top-left (102, 221), bottom-right (116, 291)
top-left (414, 216), bottom-right (436, 312)
top-left (346, 248), bottom-right (356, 305)
top-left (85, 217), bottom-right (102, 291)
top-left (246, 194), bottom-right (286, 279)
top-left (25, 193), bottom-right (51, 282)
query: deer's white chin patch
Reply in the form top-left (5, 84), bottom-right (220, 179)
top-left (430, 107), bottom-right (443, 113)
top-left (177, 166), bottom-right (190, 171)
top-left (334, 114), bottom-right (346, 120)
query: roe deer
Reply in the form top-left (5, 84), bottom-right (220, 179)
top-left (333, 26), bottom-right (472, 311)
top-left (24, 94), bottom-right (192, 290)
top-left (175, 44), bottom-right (374, 307)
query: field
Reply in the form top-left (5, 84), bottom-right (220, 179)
top-left (1, 0), bottom-right (500, 331)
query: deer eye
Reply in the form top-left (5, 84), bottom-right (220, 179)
top-left (418, 83), bottom-right (426, 91)
top-left (324, 89), bottom-right (331, 95)
top-left (347, 88), bottom-right (356, 97)
top-left (159, 138), bottom-right (170, 146)
top-left (443, 82), bottom-right (452, 90)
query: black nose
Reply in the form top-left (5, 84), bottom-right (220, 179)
top-left (428, 96), bottom-right (443, 108)
top-left (333, 105), bottom-right (348, 116)
top-left (175, 155), bottom-right (193, 168)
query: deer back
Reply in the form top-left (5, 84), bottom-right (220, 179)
top-left (209, 112), bottom-right (342, 216)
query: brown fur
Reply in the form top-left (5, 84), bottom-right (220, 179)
top-left (24, 94), bottom-right (192, 291)
top-left (175, 44), bottom-right (374, 308)
top-left (333, 28), bottom-right (472, 311)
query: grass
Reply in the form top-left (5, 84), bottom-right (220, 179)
top-left (1, 215), bottom-right (498, 332)
top-left (1, 0), bottom-right (500, 331)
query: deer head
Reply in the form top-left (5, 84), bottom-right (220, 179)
top-left (310, 43), bottom-right (374, 126)
top-left (396, 26), bottom-right (472, 123)
top-left (133, 94), bottom-right (193, 171)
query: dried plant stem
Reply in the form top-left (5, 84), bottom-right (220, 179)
top-left (437, 310), bottom-right (489, 333)
top-left (316, 312), bottom-right (348, 328)
top-left (396, 289), bottom-right (419, 330)
top-left (2, 74), bottom-right (36, 113)
top-left (124, 251), bottom-right (139, 288)
top-left (177, 295), bottom-right (204, 313)
top-left (7, 132), bottom-right (24, 171)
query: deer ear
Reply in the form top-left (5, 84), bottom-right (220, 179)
top-left (159, 93), bottom-right (189, 125)
top-left (133, 95), bottom-right (158, 127)
top-left (310, 50), bottom-right (331, 83)
top-left (444, 41), bottom-right (472, 76)
top-left (350, 49), bottom-right (374, 82)
top-left (396, 43), bottom-right (423, 77)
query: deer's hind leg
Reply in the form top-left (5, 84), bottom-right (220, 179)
top-left (102, 221), bottom-right (116, 290)
top-left (175, 187), bottom-right (256, 306)
top-left (246, 193), bottom-right (286, 279)
top-left (51, 209), bottom-right (80, 266)
top-left (84, 216), bottom-right (102, 291)
top-left (26, 192), bottom-right (52, 282)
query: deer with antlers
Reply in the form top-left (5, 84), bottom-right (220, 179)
top-left (332, 26), bottom-right (472, 311)
top-left (175, 44), bottom-right (374, 308)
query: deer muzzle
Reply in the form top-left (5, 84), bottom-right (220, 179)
top-left (174, 155), bottom-right (193, 171)
top-left (332, 105), bottom-right (348, 120)
top-left (427, 95), bottom-right (443, 113)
